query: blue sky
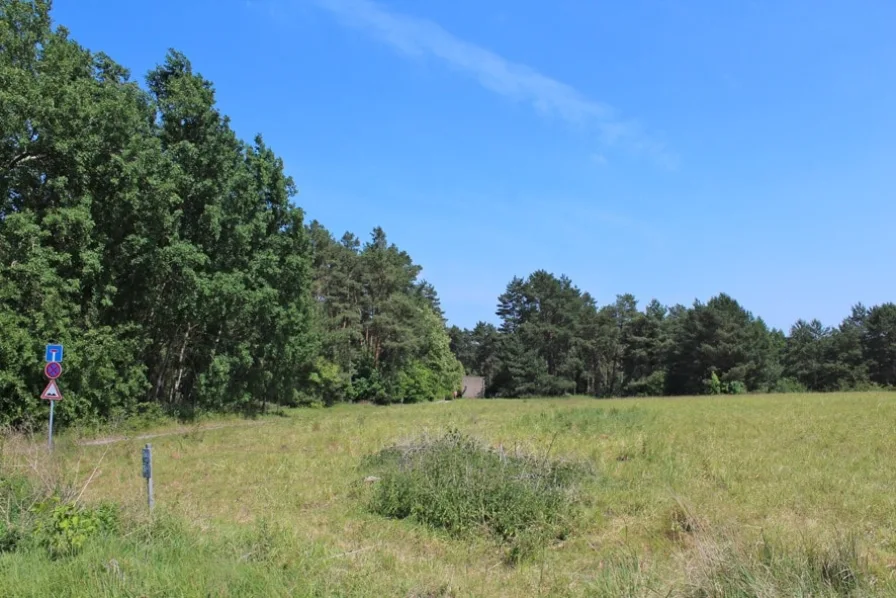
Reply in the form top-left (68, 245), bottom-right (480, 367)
top-left (54, 0), bottom-right (896, 330)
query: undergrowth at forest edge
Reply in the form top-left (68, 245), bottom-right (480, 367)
top-left (0, 474), bottom-right (118, 558)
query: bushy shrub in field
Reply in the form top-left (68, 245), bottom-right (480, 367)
top-left (0, 473), bottom-right (118, 558)
top-left (31, 497), bottom-right (119, 557)
top-left (363, 429), bottom-right (589, 561)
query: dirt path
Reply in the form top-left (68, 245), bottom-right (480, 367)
top-left (76, 421), bottom-right (269, 446)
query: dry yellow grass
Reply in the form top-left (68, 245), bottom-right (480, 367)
top-left (2, 392), bottom-right (896, 596)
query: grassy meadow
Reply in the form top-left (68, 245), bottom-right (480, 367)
top-left (2, 392), bottom-right (896, 597)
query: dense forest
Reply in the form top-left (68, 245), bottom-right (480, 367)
top-left (0, 1), bottom-right (462, 426)
top-left (1, 3), bottom-right (893, 428)
top-left (450, 270), bottom-right (896, 398)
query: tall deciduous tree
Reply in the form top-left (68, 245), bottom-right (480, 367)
top-left (0, 1), bottom-right (460, 424)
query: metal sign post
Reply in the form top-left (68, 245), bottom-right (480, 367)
top-left (48, 401), bottom-right (55, 450)
top-left (42, 344), bottom-right (64, 450)
top-left (142, 444), bottom-right (154, 512)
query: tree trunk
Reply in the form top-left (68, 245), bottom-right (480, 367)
top-left (169, 327), bottom-right (192, 405)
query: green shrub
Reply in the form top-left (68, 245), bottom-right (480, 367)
top-left (704, 373), bottom-right (749, 396)
top-left (351, 358), bottom-right (389, 404)
top-left (393, 361), bottom-right (439, 403)
top-left (31, 497), bottom-right (119, 557)
top-left (308, 357), bottom-right (349, 406)
top-left (118, 401), bottom-right (170, 431)
top-left (773, 377), bottom-right (808, 394)
top-left (362, 429), bottom-right (589, 561)
top-left (725, 380), bottom-right (748, 395)
top-left (705, 372), bottom-right (723, 395)
top-left (0, 475), bottom-right (119, 558)
top-left (0, 519), bottom-right (21, 553)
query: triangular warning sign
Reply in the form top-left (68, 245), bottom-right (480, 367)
top-left (41, 380), bottom-right (62, 401)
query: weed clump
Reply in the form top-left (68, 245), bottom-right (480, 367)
top-left (363, 429), bottom-right (589, 560)
top-left (0, 452), bottom-right (119, 558)
top-left (31, 497), bottom-right (119, 557)
top-left (683, 534), bottom-right (865, 598)
top-left (664, 499), bottom-right (704, 543)
top-left (0, 474), bottom-right (119, 558)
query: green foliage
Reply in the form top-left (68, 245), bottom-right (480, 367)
top-left (625, 369), bottom-right (666, 397)
top-left (784, 317), bottom-right (870, 392)
top-left (2, 0), bottom-right (893, 429)
top-left (116, 401), bottom-right (171, 431)
top-left (666, 295), bottom-right (778, 396)
top-left (863, 303), bottom-right (896, 387)
top-left (350, 356), bottom-right (389, 404)
top-left (725, 380), bottom-right (748, 395)
top-left (308, 224), bottom-right (463, 405)
top-left (0, 471), bottom-right (117, 559)
top-left (705, 371), bottom-right (723, 395)
top-left (0, 0), bottom-right (313, 421)
top-left (704, 373), bottom-right (748, 396)
top-left (0, 1), bottom-right (461, 425)
top-left (452, 271), bottom-right (895, 399)
top-left (31, 497), bottom-right (119, 557)
top-left (363, 429), bottom-right (587, 561)
top-left (392, 361), bottom-right (439, 404)
top-left (490, 272), bottom-right (588, 397)
top-left (773, 377), bottom-right (809, 393)
top-left (307, 357), bottom-right (348, 406)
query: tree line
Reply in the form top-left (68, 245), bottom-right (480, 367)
top-left (3, 2), bottom-right (891, 429)
top-left (449, 270), bottom-right (896, 398)
top-left (0, 1), bottom-right (462, 426)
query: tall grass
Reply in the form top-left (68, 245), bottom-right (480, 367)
top-left (2, 393), bottom-right (896, 596)
top-left (680, 533), bottom-right (867, 597)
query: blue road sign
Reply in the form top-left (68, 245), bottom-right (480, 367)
top-left (45, 344), bottom-right (63, 363)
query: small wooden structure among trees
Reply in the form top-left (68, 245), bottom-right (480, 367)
top-left (461, 376), bottom-right (485, 398)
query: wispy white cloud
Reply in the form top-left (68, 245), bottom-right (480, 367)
top-left (310, 0), bottom-right (675, 167)
top-left (590, 153), bottom-right (608, 167)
